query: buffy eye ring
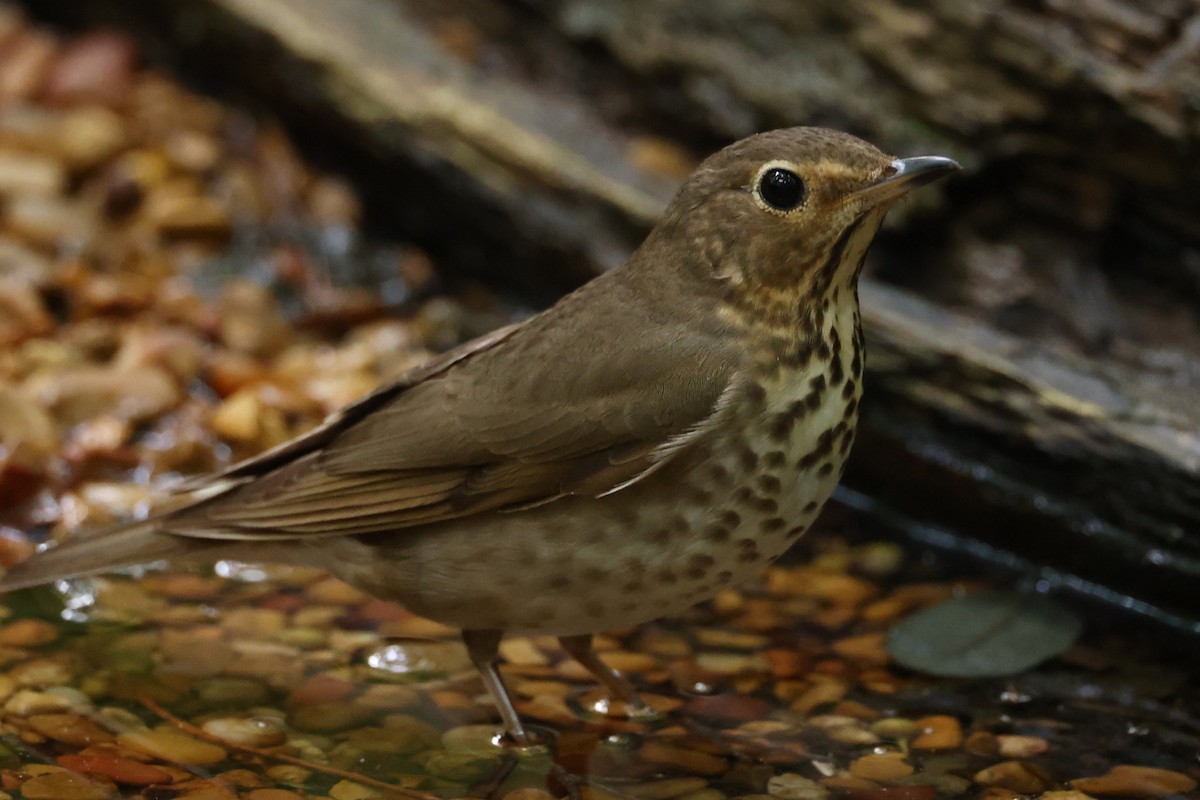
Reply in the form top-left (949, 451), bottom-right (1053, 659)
top-left (758, 167), bottom-right (806, 211)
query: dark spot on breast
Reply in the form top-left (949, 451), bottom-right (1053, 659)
top-left (768, 411), bottom-right (793, 442)
top-left (651, 529), bottom-right (671, 546)
top-left (669, 514), bottom-right (690, 533)
top-left (760, 516), bottom-right (787, 533)
top-left (623, 578), bottom-right (644, 592)
top-left (786, 526), bottom-right (806, 539)
top-left (737, 537), bottom-right (757, 551)
top-left (657, 568), bottom-right (678, 585)
top-left (803, 501), bottom-right (819, 513)
top-left (733, 486), bottom-right (754, 504)
top-left (737, 551), bottom-right (761, 563)
top-left (745, 382), bottom-right (767, 406)
top-left (818, 462), bottom-right (834, 477)
top-left (764, 450), bottom-right (786, 469)
top-left (720, 510), bottom-right (742, 528)
top-left (798, 429), bottom-right (835, 470)
top-left (810, 374), bottom-right (826, 393)
top-left (706, 525), bottom-right (731, 543)
top-left (786, 342), bottom-right (814, 367)
top-left (738, 447), bottom-right (759, 471)
top-left (756, 497), bottom-right (780, 515)
top-left (842, 378), bottom-right (857, 400)
top-left (830, 354), bottom-right (843, 386)
top-left (687, 486), bottom-right (714, 504)
top-left (757, 474), bottom-right (782, 495)
top-left (685, 553), bottom-right (715, 580)
top-left (708, 463), bottom-right (731, 483)
top-left (716, 570), bottom-right (734, 583)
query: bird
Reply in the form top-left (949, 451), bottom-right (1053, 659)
top-left (0, 127), bottom-right (958, 745)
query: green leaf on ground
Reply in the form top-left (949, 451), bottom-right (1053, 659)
top-left (886, 590), bottom-right (1082, 678)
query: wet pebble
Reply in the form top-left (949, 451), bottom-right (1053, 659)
top-left (11, 657), bottom-right (73, 687)
top-left (693, 651), bottom-right (767, 674)
top-left (972, 760), bottom-right (1050, 794)
top-left (912, 715), bottom-right (962, 750)
top-left (685, 693), bottom-right (775, 722)
top-left (997, 734), bottom-right (1049, 757)
top-left (4, 688), bottom-right (75, 715)
top-left (767, 773), bottom-right (829, 800)
top-left (0, 150), bottom-right (64, 196)
top-left (964, 730), bottom-right (1000, 756)
top-left (27, 713), bottom-right (113, 746)
top-left (0, 619), bottom-right (57, 647)
top-left (789, 678), bottom-right (847, 713)
top-left (146, 193), bottom-right (230, 240)
top-left (201, 715), bottom-right (287, 747)
top-left (305, 576), bottom-right (370, 605)
top-left (640, 741), bottom-right (727, 776)
top-left (265, 765), bottom-right (311, 784)
top-left (44, 30), bottom-right (135, 103)
top-left (1070, 765), bottom-right (1196, 796)
top-left (118, 726), bottom-right (228, 765)
top-left (328, 779), bottom-right (382, 800)
top-left (27, 364), bottom-right (181, 425)
top-left (850, 753), bottom-right (914, 781)
top-left (16, 769), bottom-right (115, 800)
top-left (56, 754), bottom-right (172, 786)
top-left (289, 702), bottom-right (373, 732)
top-left (831, 633), bottom-right (889, 666)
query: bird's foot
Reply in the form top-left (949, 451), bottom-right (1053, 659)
top-left (571, 687), bottom-right (667, 722)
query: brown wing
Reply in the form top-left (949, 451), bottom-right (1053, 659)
top-left (165, 268), bottom-right (742, 539)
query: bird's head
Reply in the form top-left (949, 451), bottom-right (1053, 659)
top-left (651, 127), bottom-right (958, 303)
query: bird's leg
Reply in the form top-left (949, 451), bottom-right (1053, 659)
top-left (559, 633), bottom-right (649, 713)
top-left (462, 629), bottom-right (532, 746)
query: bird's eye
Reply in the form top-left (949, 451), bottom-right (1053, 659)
top-left (758, 167), bottom-right (805, 211)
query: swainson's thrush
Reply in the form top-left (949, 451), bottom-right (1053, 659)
top-left (1, 127), bottom-right (958, 743)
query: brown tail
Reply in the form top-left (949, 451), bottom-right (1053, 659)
top-left (0, 518), bottom-right (193, 592)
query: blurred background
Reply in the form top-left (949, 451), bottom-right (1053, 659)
top-left (1, 0), bottom-right (1198, 623)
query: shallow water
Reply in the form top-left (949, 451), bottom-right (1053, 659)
top-left (0, 506), bottom-right (1195, 800)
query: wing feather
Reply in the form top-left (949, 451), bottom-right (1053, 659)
top-left (164, 265), bottom-right (742, 540)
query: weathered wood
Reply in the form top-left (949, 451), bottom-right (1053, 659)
top-left (20, 0), bottom-right (1200, 624)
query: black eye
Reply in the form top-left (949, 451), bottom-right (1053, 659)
top-left (758, 167), bottom-right (805, 211)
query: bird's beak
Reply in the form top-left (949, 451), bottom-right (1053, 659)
top-left (848, 156), bottom-right (961, 207)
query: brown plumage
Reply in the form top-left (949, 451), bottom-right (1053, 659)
top-left (0, 127), bottom-right (957, 743)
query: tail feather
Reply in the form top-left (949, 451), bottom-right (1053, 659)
top-left (0, 519), bottom-right (191, 592)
